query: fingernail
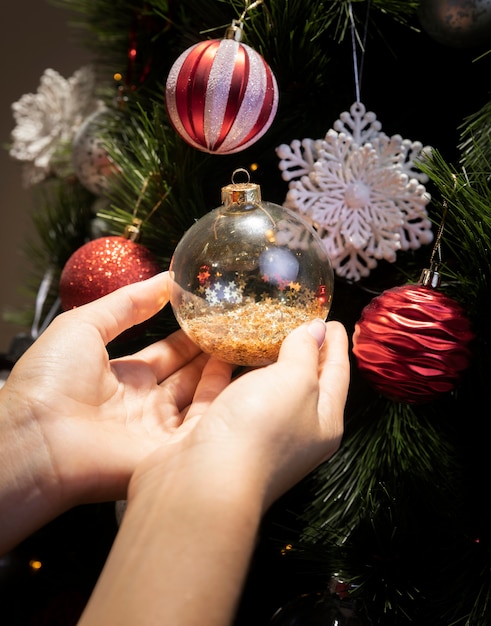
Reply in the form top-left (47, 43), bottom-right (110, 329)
top-left (308, 319), bottom-right (326, 349)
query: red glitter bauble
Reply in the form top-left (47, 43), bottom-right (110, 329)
top-left (59, 236), bottom-right (161, 311)
top-left (352, 283), bottom-right (474, 404)
top-left (165, 37), bottom-right (279, 154)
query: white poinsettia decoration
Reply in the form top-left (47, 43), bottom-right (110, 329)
top-left (9, 65), bottom-right (103, 186)
top-left (276, 102), bottom-right (434, 281)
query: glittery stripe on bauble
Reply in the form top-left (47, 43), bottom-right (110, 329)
top-left (170, 40), bottom-right (219, 148)
top-left (204, 39), bottom-right (249, 150)
top-left (226, 48), bottom-right (278, 153)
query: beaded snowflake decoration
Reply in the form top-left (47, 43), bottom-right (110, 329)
top-left (10, 66), bottom-right (103, 186)
top-left (276, 102), bottom-right (434, 281)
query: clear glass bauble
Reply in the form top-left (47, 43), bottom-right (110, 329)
top-left (169, 174), bottom-right (334, 366)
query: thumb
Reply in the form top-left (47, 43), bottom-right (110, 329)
top-left (66, 272), bottom-right (171, 345)
top-left (277, 318), bottom-right (327, 368)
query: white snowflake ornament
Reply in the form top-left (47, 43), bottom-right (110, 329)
top-left (276, 102), bottom-right (433, 281)
top-left (9, 66), bottom-right (103, 186)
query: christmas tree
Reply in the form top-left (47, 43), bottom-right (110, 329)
top-left (2, 0), bottom-right (491, 624)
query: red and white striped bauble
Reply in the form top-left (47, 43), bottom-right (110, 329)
top-left (165, 37), bottom-right (279, 155)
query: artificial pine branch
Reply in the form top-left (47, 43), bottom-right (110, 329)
top-left (459, 99), bottom-right (491, 175)
top-left (300, 398), bottom-right (462, 538)
top-left (414, 154), bottom-right (491, 447)
top-left (98, 100), bottom-right (213, 267)
top-left (292, 397), bottom-right (478, 625)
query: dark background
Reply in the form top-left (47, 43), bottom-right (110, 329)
top-left (0, 1), bottom-right (90, 354)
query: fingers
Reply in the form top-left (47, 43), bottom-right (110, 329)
top-left (156, 352), bottom-right (213, 415)
top-left (317, 321), bottom-right (350, 426)
top-left (276, 318), bottom-right (328, 375)
top-left (65, 272), bottom-right (171, 345)
top-left (278, 318), bottom-right (350, 431)
top-left (129, 329), bottom-right (204, 384)
top-left (184, 358), bottom-right (234, 421)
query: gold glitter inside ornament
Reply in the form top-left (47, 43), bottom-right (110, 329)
top-left (169, 169), bottom-right (334, 366)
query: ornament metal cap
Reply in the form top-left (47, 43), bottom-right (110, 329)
top-left (419, 267), bottom-right (441, 289)
top-left (224, 19), bottom-right (244, 41)
top-left (221, 168), bottom-right (261, 207)
top-left (124, 218), bottom-right (143, 242)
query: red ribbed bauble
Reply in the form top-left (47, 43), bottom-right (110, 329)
top-left (59, 236), bottom-right (161, 310)
top-left (165, 23), bottom-right (278, 155)
top-left (352, 283), bottom-right (474, 404)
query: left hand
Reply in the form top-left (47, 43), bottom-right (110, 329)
top-left (0, 272), bottom-right (233, 551)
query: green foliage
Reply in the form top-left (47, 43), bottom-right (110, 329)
top-left (97, 100), bottom-right (213, 267)
top-left (459, 99), bottom-right (491, 177)
top-left (301, 399), bottom-right (461, 537)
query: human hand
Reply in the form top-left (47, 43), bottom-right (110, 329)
top-left (0, 272), bottom-right (234, 552)
top-left (88, 316), bottom-right (349, 626)
top-left (55, 282), bottom-right (349, 626)
top-left (128, 316), bottom-right (350, 513)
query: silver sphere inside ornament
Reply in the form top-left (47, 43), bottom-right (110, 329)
top-left (72, 108), bottom-right (119, 196)
top-left (169, 170), bottom-right (334, 367)
top-left (418, 0), bottom-right (491, 48)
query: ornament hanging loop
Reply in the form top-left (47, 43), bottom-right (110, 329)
top-left (224, 0), bottom-right (264, 40)
top-left (124, 218), bottom-right (143, 242)
top-left (225, 20), bottom-right (244, 41)
top-left (232, 167), bottom-right (251, 184)
top-left (222, 168), bottom-right (261, 207)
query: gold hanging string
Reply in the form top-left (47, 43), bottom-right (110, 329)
top-left (238, 0), bottom-right (264, 23)
top-left (224, 0), bottom-right (264, 39)
top-left (428, 199), bottom-right (447, 274)
top-left (427, 172), bottom-right (458, 272)
top-left (419, 174), bottom-right (457, 287)
top-left (124, 173), bottom-right (170, 241)
top-left (200, 0), bottom-right (265, 38)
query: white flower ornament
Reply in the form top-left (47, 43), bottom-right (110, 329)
top-left (10, 66), bottom-right (103, 186)
top-left (276, 102), bottom-right (433, 281)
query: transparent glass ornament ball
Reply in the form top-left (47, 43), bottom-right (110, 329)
top-left (169, 178), bottom-right (334, 366)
